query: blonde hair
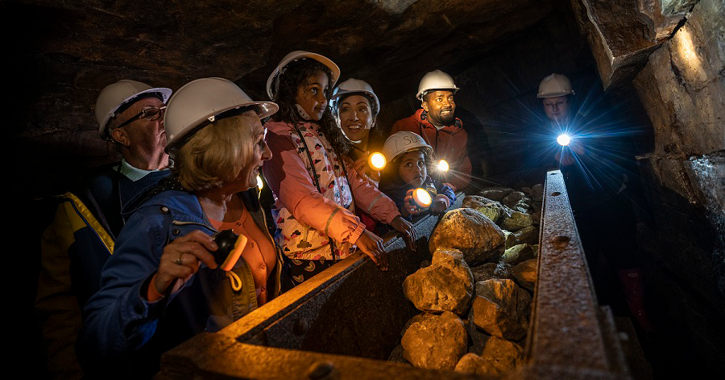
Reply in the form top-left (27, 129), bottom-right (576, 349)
top-left (173, 114), bottom-right (255, 192)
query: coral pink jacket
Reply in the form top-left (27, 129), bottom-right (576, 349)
top-left (262, 120), bottom-right (400, 261)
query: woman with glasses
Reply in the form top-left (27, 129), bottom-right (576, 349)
top-left (262, 51), bottom-right (417, 286)
top-left (79, 78), bottom-right (283, 378)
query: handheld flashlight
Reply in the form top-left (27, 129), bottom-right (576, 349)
top-left (368, 152), bottom-right (387, 171)
top-left (212, 230), bottom-right (248, 272)
top-left (437, 160), bottom-right (450, 172)
top-left (557, 134), bottom-right (571, 146)
top-left (412, 188), bottom-right (432, 208)
top-left (256, 175), bottom-right (264, 190)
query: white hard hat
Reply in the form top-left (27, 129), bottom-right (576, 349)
top-left (537, 73), bottom-right (575, 98)
top-left (95, 79), bottom-right (172, 139)
top-left (266, 50), bottom-right (341, 101)
top-left (330, 78), bottom-right (380, 115)
top-left (416, 70), bottom-right (459, 100)
top-left (382, 131), bottom-right (433, 163)
top-left (164, 77), bottom-right (279, 155)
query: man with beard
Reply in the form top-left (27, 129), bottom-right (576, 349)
top-left (36, 80), bottom-right (172, 379)
top-left (391, 70), bottom-right (471, 191)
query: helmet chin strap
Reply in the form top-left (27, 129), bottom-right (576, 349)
top-left (295, 104), bottom-right (312, 120)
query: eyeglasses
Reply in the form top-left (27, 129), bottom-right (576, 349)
top-left (116, 106), bottom-right (166, 129)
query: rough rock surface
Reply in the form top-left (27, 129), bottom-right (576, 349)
top-left (513, 258), bottom-right (538, 291)
top-left (430, 208), bottom-right (506, 266)
top-left (502, 191), bottom-right (526, 208)
top-left (472, 279), bottom-right (532, 340)
top-left (501, 211), bottom-right (533, 232)
top-left (470, 262), bottom-right (513, 282)
top-left (514, 225), bottom-right (538, 245)
top-left (401, 311), bottom-right (468, 371)
top-left (481, 336), bottom-right (524, 374)
top-left (501, 244), bottom-right (536, 266)
top-left (462, 195), bottom-right (506, 223)
top-left (403, 248), bottom-right (474, 315)
top-left (479, 188), bottom-right (514, 202)
top-left (454, 353), bottom-right (491, 375)
top-left (503, 230), bottom-right (518, 249)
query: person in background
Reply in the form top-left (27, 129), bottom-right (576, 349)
top-left (330, 78), bottom-right (384, 231)
top-left (78, 77), bottom-right (284, 378)
top-left (262, 51), bottom-right (416, 286)
top-left (35, 79), bottom-right (171, 379)
top-left (537, 73), bottom-right (654, 332)
top-left (391, 70), bottom-right (471, 191)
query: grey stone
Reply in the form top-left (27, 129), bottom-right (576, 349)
top-left (502, 191), bottom-right (526, 208)
top-left (501, 211), bottom-right (533, 232)
top-left (501, 244), bottom-right (536, 266)
top-left (472, 279), bottom-right (532, 340)
top-left (403, 248), bottom-right (474, 315)
top-left (478, 188), bottom-right (513, 202)
top-left (514, 225), bottom-right (538, 245)
top-left (401, 311), bottom-right (468, 371)
top-left (503, 230), bottom-right (518, 249)
top-left (513, 258), bottom-right (538, 292)
top-left (430, 209), bottom-right (506, 266)
top-left (470, 262), bottom-right (513, 283)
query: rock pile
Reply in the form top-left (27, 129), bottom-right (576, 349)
top-left (392, 185), bottom-right (542, 375)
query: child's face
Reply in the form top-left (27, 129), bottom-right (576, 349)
top-left (398, 151), bottom-right (427, 188)
top-left (295, 70), bottom-right (329, 121)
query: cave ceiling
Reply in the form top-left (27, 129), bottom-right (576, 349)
top-left (6, 0), bottom-right (556, 103)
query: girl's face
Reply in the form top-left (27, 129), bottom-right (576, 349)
top-left (295, 70), bottom-right (330, 121)
top-left (398, 150), bottom-right (427, 188)
top-left (337, 94), bottom-right (374, 142)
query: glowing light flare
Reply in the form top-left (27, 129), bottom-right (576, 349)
top-left (412, 188), bottom-right (432, 208)
top-left (368, 152), bottom-right (387, 171)
top-left (256, 175), bottom-right (264, 190)
top-left (557, 134), bottom-right (572, 146)
top-left (437, 160), bottom-right (450, 172)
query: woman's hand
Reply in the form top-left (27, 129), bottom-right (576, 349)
top-left (390, 215), bottom-right (417, 252)
top-left (352, 154), bottom-right (381, 182)
top-left (356, 229), bottom-right (388, 271)
top-left (154, 230), bottom-right (218, 296)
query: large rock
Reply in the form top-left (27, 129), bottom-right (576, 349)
top-left (471, 279), bottom-right (532, 340)
top-left (478, 188), bottom-right (514, 202)
top-left (470, 262), bottom-right (513, 283)
top-left (501, 244), bottom-right (536, 266)
top-left (512, 258), bottom-right (538, 291)
top-left (401, 311), bottom-right (468, 371)
top-left (514, 225), bottom-right (538, 245)
top-left (481, 336), bottom-right (524, 374)
top-left (501, 211), bottom-right (533, 232)
top-left (502, 191), bottom-right (526, 208)
top-left (403, 248), bottom-right (474, 315)
top-left (454, 337), bottom-right (523, 375)
top-left (503, 230), bottom-right (518, 249)
top-left (430, 208), bottom-right (506, 266)
top-left (462, 195), bottom-right (505, 224)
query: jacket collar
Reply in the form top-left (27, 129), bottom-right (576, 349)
top-left (415, 108), bottom-right (463, 132)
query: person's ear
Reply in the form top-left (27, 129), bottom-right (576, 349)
top-left (421, 101), bottom-right (430, 112)
top-left (111, 127), bottom-right (130, 147)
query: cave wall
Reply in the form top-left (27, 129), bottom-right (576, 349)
top-left (632, 0), bottom-right (725, 374)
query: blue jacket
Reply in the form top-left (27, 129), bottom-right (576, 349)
top-left (78, 183), bottom-right (282, 378)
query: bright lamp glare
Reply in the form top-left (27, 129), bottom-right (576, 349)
top-left (437, 160), bottom-right (449, 172)
top-left (557, 134), bottom-right (571, 146)
top-left (368, 152), bottom-right (387, 170)
top-left (413, 188), bottom-right (432, 207)
top-left (256, 175), bottom-right (264, 190)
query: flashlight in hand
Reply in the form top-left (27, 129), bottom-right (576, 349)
top-left (557, 134), bottom-right (571, 146)
top-left (368, 152), bottom-right (387, 171)
top-left (410, 188), bottom-right (432, 208)
top-left (212, 230), bottom-right (248, 272)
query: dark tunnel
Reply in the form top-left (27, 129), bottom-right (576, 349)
top-left (6, 0), bottom-right (723, 378)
